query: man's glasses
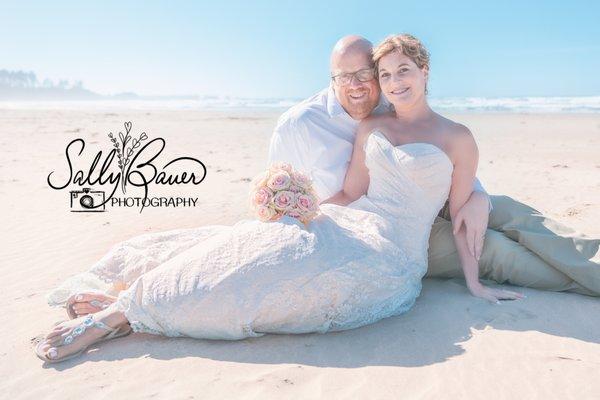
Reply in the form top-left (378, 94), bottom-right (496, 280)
top-left (331, 68), bottom-right (377, 86)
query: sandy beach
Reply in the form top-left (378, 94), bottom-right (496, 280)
top-left (1, 109), bottom-right (599, 399)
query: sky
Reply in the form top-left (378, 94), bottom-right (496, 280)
top-left (1, 0), bottom-right (599, 98)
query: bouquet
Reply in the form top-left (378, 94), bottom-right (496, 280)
top-left (250, 162), bottom-right (320, 225)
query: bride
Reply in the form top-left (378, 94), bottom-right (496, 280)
top-left (35, 34), bottom-right (524, 363)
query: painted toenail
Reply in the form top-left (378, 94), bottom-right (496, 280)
top-left (75, 295), bottom-right (83, 301)
top-left (48, 348), bottom-right (57, 358)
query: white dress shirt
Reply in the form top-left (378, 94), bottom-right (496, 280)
top-left (268, 85), bottom-right (488, 205)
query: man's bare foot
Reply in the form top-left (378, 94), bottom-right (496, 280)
top-left (66, 292), bottom-right (118, 319)
top-left (36, 306), bottom-right (130, 362)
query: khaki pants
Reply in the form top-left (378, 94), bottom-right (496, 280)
top-left (426, 195), bottom-right (600, 296)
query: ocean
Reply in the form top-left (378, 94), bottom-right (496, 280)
top-left (0, 96), bottom-right (599, 113)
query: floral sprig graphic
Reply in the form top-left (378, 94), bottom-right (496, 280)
top-left (108, 121), bottom-right (148, 194)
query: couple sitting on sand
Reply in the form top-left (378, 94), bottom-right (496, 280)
top-left (36, 34), bottom-right (599, 363)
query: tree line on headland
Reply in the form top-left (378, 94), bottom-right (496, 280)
top-left (0, 69), bottom-right (105, 100)
top-left (0, 69), bottom-right (197, 101)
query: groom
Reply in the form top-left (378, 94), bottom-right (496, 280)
top-left (268, 35), bottom-right (600, 296)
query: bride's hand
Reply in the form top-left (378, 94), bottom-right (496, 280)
top-left (468, 282), bottom-right (526, 304)
top-left (452, 191), bottom-right (490, 261)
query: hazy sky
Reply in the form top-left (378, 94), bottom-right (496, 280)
top-left (2, 0), bottom-right (599, 98)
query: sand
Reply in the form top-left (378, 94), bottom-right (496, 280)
top-left (1, 110), bottom-right (599, 399)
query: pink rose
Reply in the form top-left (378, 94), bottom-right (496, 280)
top-left (257, 205), bottom-right (278, 221)
top-left (252, 187), bottom-right (273, 206)
top-left (272, 190), bottom-right (295, 211)
top-left (295, 193), bottom-right (317, 213)
top-left (267, 171), bottom-right (291, 191)
top-left (250, 163), bottom-right (320, 224)
top-left (288, 184), bottom-right (302, 193)
top-left (251, 171), bottom-right (269, 188)
top-left (291, 171), bottom-right (311, 189)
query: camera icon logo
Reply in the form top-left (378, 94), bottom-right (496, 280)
top-left (70, 188), bottom-right (106, 212)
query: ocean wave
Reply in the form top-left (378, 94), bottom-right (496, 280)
top-left (429, 96), bottom-right (600, 113)
top-left (0, 96), bottom-right (599, 112)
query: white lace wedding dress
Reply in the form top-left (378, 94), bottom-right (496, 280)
top-left (47, 131), bottom-right (453, 340)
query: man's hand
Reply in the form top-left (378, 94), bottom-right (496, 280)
top-left (468, 281), bottom-right (526, 304)
top-left (452, 191), bottom-right (490, 260)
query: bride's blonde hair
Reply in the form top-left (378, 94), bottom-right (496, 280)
top-left (372, 34), bottom-right (430, 93)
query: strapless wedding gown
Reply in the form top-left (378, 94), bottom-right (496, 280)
top-left (47, 131), bottom-right (453, 339)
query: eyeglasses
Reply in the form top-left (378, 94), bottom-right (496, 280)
top-left (331, 68), bottom-right (376, 86)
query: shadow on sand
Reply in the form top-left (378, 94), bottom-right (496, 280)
top-left (41, 277), bottom-right (600, 371)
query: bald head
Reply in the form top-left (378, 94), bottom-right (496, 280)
top-left (329, 35), bottom-right (380, 121)
top-left (330, 35), bottom-right (373, 70)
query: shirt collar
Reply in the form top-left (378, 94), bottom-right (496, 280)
top-left (326, 84), bottom-right (345, 117)
top-left (326, 84), bottom-right (393, 119)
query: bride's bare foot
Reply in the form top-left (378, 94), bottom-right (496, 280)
top-left (66, 292), bottom-right (118, 319)
top-left (35, 306), bottom-right (131, 363)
